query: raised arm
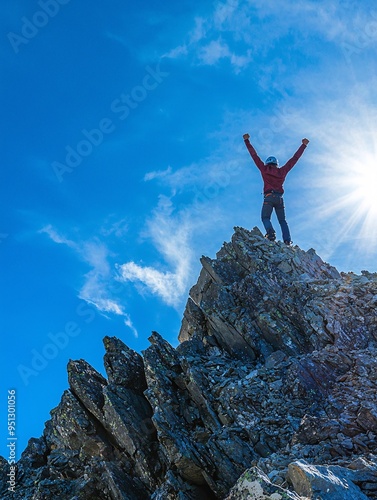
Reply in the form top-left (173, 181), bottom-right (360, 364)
top-left (243, 133), bottom-right (264, 170)
top-left (281, 138), bottom-right (309, 174)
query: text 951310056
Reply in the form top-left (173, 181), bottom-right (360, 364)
top-left (6, 389), bottom-right (17, 492)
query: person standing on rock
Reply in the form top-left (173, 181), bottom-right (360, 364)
top-left (243, 134), bottom-right (309, 245)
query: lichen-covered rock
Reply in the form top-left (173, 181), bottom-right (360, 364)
top-left (2, 226), bottom-right (377, 499)
top-left (225, 467), bottom-right (301, 499)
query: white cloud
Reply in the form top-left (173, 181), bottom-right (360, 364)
top-left (213, 0), bottom-right (239, 27)
top-left (39, 224), bottom-right (76, 248)
top-left (124, 314), bottom-right (138, 338)
top-left (190, 16), bottom-right (207, 43)
top-left (163, 1), bottom-right (254, 71)
top-left (118, 195), bottom-right (194, 308)
top-left (119, 261), bottom-right (183, 306)
top-left (100, 217), bottom-right (129, 238)
top-left (200, 39), bottom-right (229, 64)
top-left (163, 44), bottom-right (188, 59)
top-left (79, 272), bottom-right (122, 314)
top-left (40, 225), bottom-right (138, 337)
top-left (144, 165), bottom-right (172, 181)
top-left (252, 0), bottom-right (377, 52)
top-left (163, 0), bottom-right (376, 73)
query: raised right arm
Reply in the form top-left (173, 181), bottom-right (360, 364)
top-left (243, 134), bottom-right (264, 170)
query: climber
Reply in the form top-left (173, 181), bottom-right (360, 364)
top-left (243, 133), bottom-right (309, 245)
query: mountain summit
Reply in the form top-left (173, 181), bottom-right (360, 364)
top-left (2, 227), bottom-right (377, 499)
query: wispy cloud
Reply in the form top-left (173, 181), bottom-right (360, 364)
top-left (144, 165), bottom-right (172, 181)
top-left (40, 225), bottom-right (77, 248)
top-left (39, 225), bottom-right (138, 337)
top-left (117, 195), bottom-right (194, 308)
top-left (163, 0), bottom-right (254, 71)
top-left (99, 216), bottom-right (129, 238)
top-left (163, 0), bottom-right (376, 73)
top-left (104, 31), bottom-right (129, 49)
top-left (198, 38), bottom-right (252, 71)
top-left (123, 314), bottom-right (139, 338)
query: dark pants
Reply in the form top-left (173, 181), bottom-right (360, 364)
top-left (261, 193), bottom-right (291, 242)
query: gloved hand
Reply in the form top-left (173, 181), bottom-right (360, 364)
top-left (243, 133), bottom-right (250, 140)
top-left (302, 138), bottom-right (309, 145)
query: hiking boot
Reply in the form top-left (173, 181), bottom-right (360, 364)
top-left (265, 232), bottom-right (276, 242)
top-left (284, 240), bottom-right (292, 246)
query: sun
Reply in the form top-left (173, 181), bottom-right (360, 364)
top-left (351, 159), bottom-right (377, 218)
top-left (283, 96), bottom-right (377, 270)
top-left (340, 145), bottom-right (377, 217)
top-left (304, 122), bottom-right (377, 258)
top-left (330, 151), bottom-right (377, 246)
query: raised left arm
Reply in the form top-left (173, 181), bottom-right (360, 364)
top-left (282, 139), bottom-right (309, 173)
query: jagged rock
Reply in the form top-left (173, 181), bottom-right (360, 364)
top-left (68, 358), bottom-right (107, 422)
top-left (287, 460), bottom-right (371, 499)
top-left (225, 466), bottom-right (301, 499)
top-left (2, 226), bottom-right (377, 499)
top-left (103, 336), bottom-right (147, 392)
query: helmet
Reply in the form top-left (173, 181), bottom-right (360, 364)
top-left (265, 156), bottom-right (279, 166)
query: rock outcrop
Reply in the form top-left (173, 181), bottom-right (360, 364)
top-left (2, 226), bottom-right (377, 499)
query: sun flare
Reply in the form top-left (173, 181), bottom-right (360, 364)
top-left (354, 162), bottom-right (377, 216)
top-left (334, 154), bottom-right (377, 241)
top-left (305, 120), bottom-right (377, 257)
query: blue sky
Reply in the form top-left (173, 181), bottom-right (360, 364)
top-left (1, 0), bottom-right (377, 459)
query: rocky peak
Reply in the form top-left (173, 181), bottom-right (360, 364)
top-left (2, 226), bottom-right (377, 499)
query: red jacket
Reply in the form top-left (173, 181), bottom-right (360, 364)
top-left (244, 139), bottom-right (307, 194)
